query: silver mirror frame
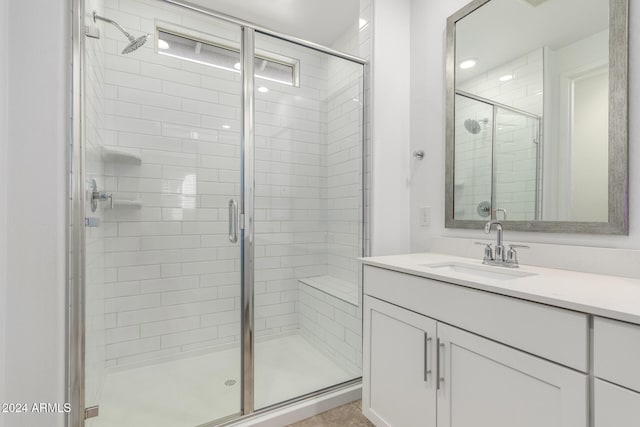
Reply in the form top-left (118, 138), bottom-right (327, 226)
top-left (445, 0), bottom-right (629, 234)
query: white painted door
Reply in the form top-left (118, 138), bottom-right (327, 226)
top-left (436, 323), bottom-right (588, 427)
top-left (594, 379), bottom-right (640, 426)
top-left (363, 296), bottom-right (437, 427)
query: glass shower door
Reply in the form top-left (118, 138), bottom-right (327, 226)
top-left (82, 2), bottom-right (244, 425)
top-left (252, 32), bottom-right (365, 410)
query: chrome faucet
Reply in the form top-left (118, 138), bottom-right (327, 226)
top-left (484, 220), bottom-right (505, 262)
top-left (477, 220), bottom-right (529, 268)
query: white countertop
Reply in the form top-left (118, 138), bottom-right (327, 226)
top-left (361, 253), bottom-right (640, 325)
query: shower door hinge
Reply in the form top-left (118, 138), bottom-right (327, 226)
top-left (85, 405), bottom-right (99, 419)
top-left (239, 213), bottom-right (245, 230)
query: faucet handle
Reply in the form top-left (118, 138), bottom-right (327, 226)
top-left (506, 244), bottom-right (529, 267)
top-left (474, 241), bottom-right (494, 263)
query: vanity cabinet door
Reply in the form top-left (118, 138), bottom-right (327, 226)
top-left (436, 323), bottom-right (587, 427)
top-left (363, 296), bottom-right (437, 427)
top-left (594, 379), bottom-right (640, 426)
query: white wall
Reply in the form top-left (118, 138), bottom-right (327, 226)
top-left (4, 1), bottom-right (67, 426)
top-left (0, 1), bottom-right (8, 425)
top-left (410, 0), bottom-right (640, 254)
top-left (371, 0), bottom-right (412, 256)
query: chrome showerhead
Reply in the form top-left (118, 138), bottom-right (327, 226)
top-left (93, 11), bottom-right (148, 55)
top-left (122, 34), bottom-right (149, 54)
top-left (464, 118), bottom-right (489, 135)
top-left (464, 119), bottom-right (481, 134)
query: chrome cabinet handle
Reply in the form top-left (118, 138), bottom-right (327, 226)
top-left (436, 338), bottom-right (440, 389)
top-left (424, 333), bottom-right (432, 383)
top-left (436, 339), bottom-right (445, 390)
top-left (228, 199), bottom-right (238, 243)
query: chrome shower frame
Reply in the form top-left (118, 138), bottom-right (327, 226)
top-left (68, 0), bottom-right (370, 426)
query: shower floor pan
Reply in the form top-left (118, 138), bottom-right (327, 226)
top-left (87, 333), bottom-right (355, 427)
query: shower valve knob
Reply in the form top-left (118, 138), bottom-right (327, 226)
top-left (92, 191), bottom-right (113, 209)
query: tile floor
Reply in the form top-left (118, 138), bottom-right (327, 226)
top-left (88, 333), bottom-right (356, 427)
top-left (288, 400), bottom-right (373, 427)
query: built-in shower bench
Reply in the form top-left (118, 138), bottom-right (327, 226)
top-left (298, 275), bottom-right (358, 306)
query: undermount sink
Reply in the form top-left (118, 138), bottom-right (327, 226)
top-left (422, 262), bottom-right (537, 281)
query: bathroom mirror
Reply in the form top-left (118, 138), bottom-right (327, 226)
top-left (445, 0), bottom-right (628, 234)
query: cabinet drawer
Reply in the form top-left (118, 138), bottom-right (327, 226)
top-left (364, 265), bottom-right (589, 371)
top-left (594, 317), bottom-right (640, 392)
top-left (595, 379), bottom-right (640, 426)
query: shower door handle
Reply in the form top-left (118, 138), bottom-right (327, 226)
top-left (228, 199), bottom-right (239, 243)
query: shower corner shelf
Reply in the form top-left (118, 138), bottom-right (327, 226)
top-left (101, 146), bottom-right (142, 165)
top-left (113, 199), bottom-right (143, 208)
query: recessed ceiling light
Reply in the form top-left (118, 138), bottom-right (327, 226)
top-left (359, 18), bottom-right (368, 30)
top-left (258, 86), bottom-right (269, 93)
top-left (158, 39), bottom-right (170, 50)
top-left (222, 125), bottom-right (231, 130)
top-left (499, 74), bottom-right (514, 82)
top-left (234, 62), bottom-right (241, 70)
top-left (459, 59), bottom-right (477, 69)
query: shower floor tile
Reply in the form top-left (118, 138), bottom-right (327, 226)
top-left (88, 333), bottom-right (355, 427)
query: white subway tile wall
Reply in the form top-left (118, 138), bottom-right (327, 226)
top-left (455, 49), bottom-right (542, 221)
top-left (100, 1), bottom-right (243, 367)
top-left (90, 0), bottom-right (366, 375)
top-left (253, 31), bottom-right (364, 352)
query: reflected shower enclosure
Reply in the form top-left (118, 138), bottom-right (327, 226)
top-left (454, 93), bottom-right (541, 221)
top-left (76, 0), bottom-right (367, 426)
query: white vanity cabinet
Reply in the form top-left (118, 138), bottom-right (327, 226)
top-left (362, 265), bottom-right (589, 427)
top-left (436, 322), bottom-right (586, 427)
top-left (593, 317), bottom-right (640, 426)
top-left (363, 296), bottom-right (437, 427)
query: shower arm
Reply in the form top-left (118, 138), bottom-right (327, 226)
top-left (93, 12), bottom-right (135, 42)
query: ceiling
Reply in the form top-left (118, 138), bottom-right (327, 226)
top-left (456, 0), bottom-right (609, 81)
top-left (187, 0), bottom-right (361, 46)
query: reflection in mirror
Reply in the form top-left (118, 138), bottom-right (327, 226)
top-left (455, 93), bottom-right (541, 221)
top-left (446, 0), bottom-right (628, 234)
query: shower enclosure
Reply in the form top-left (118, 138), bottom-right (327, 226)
top-left (454, 92), bottom-right (542, 221)
top-left (70, 1), bottom-right (367, 426)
